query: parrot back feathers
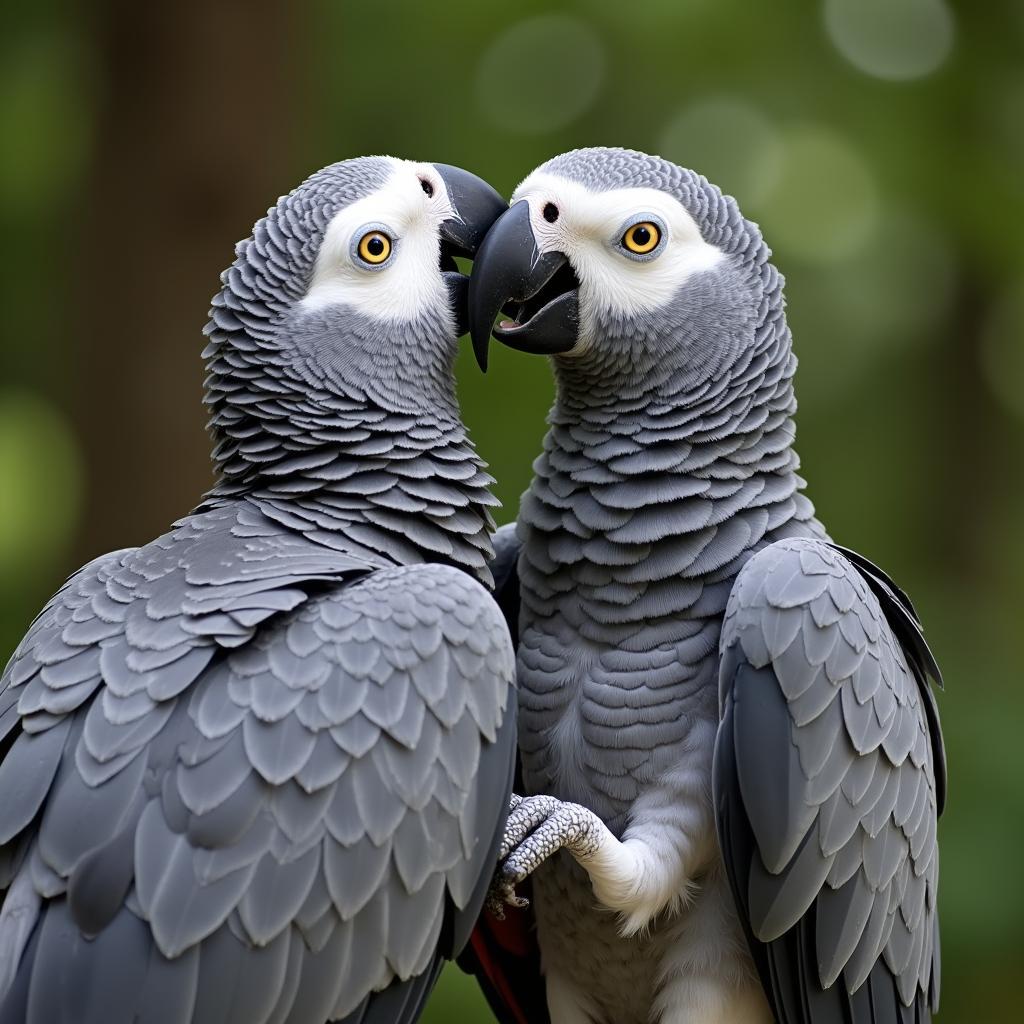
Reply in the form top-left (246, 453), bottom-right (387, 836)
top-left (0, 501), bottom-right (518, 1023)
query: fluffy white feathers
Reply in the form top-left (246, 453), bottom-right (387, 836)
top-left (512, 170), bottom-right (725, 333)
top-left (301, 158), bottom-right (455, 323)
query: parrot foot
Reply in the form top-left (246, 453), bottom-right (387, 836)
top-left (488, 794), bottom-right (606, 913)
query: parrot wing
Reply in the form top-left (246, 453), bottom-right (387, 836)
top-left (0, 503), bottom-right (517, 1024)
top-left (714, 537), bottom-right (944, 1024)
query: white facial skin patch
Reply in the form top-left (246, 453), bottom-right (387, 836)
top-left (301, 158), bottom-right (455, 323)
top-left (511, 171), bottom-right (725, 331)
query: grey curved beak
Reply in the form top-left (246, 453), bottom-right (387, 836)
top-left (435, 164), bottom-right (508, 258)
top-left (467, 200), bottom-right (579, 372)
top-left (433, 164), bottom-right (507, 337)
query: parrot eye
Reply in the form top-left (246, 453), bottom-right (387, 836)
top-left (622, 222), bottom-right (661, 255)
top-left (615, 215), bottom-right (667, 262)
top-left (419, 177), bottom-right (434, 198)
top-left (356, 230), bottom-right (393, 266)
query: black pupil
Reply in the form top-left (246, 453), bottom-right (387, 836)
top-left (632, 225), bottom-right (651, 247)
top-left (420, 178), bottom-right (434, 197)
top-left (543, 203), bottom-right (559, 223)
top-left (366, 235), bottom-right (386, 256)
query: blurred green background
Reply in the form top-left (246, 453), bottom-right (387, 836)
top-left (1, 1), bottom-right (1021, 1020)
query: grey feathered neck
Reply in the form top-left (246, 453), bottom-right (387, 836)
top-left (198, 158), bottom-right (498, 585)
top-left (518, 150), bottom-right (822, 637)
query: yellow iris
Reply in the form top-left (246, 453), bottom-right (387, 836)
top-left (357, 231), bottom-right (392, 265)
top-left (622, 222), bottom-right (660, 255)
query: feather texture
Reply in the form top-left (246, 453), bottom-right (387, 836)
top-left (716, 538), bottom-right (943, 1021)
top-left (0, 156), bottom-right (516, 1023)
top-left (0, 522), bottom-right (515, 1020)
top-left (461, 148), bottom-right (944, 1024)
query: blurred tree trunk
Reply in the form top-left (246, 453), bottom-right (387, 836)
top-left (71, 0), bottom-right (304, 561)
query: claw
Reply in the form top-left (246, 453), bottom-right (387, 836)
top-left (484, 864), bottom-right (531, 919)
top-left (485, 889), bottom-right (507, 919)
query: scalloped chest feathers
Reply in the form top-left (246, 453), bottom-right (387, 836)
top-left (516, 588), bottom-right (723, 832)
top-left (512, 458), bottom-right (821, 832)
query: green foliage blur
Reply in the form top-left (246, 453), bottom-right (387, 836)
top-left (1, 2), bottom-right (1021, 1020)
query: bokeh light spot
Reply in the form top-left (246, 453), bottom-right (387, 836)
top-left (756, 125), bottom-right (879, 264)
top-left (658, 97), bottom-right (782, 206)
top-left (0, 391), bottom-right (82, 575)
top-left (476, 15), bottom-right (605, 134)
top-left (823, 0), bottom-right (955, 81)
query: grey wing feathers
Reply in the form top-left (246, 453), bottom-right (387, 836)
top-left (0, 505), bottom-right (517, 1024)
top-left (714, 538), bottom-right (943, 1024)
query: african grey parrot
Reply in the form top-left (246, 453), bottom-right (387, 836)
top-left (463, 148), bottom-right (945, 1024)
top-left (0, 156), bottom-right (519, 1024)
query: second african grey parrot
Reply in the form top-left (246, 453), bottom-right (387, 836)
top-left (0, 156), bottom-right (518, 1024)
top-left (463, 147), bottom-right (946, 1024)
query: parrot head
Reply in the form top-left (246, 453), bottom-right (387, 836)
top-left (203, 157), bottom-right (505, 486)
top-left (205, 156), bottom-right (505, 409)
top-left (287, 158), bottom-right (507, 338)
top-left (468, 147), bottom-right (781, 390)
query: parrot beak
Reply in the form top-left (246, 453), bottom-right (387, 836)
top-left (467, 200), bottom-right (580, 372)
top-left (434, 164), bottom-right (508, 338)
